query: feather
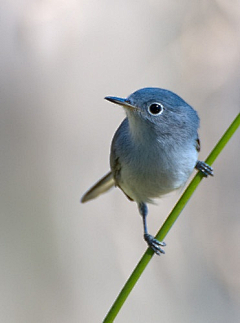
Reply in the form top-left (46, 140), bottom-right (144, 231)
top-left (81, 172), bottom-right (115, 203)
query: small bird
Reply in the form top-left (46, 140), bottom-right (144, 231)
top-left (81, 88), bottom-right (213, 255)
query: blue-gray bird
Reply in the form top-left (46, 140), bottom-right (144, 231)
top-left (81, 88), bottom-right (213, 255)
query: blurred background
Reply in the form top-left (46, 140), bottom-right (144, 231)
top-left (1, 1), bottom-right (240, 322)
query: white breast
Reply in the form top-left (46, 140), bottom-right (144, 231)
top-left (118, 142), bottom-right (198, 203)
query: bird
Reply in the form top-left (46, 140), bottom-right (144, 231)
top-left (81, 87), bottom-right (213, 255)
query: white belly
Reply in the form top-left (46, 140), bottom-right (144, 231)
top-left (118, 146), bottom-right (198, 203)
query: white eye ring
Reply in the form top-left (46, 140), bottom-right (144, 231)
top-left (148, 103), bottom-right (164, 116)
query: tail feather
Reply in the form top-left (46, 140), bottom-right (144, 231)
top-left (81, 172), bottom-right (115, 203)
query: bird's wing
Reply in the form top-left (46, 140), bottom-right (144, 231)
top-left (196, 137), bottom-right (201, 152)
top-left (111, 155), bottom-right (134, 202)
top-left (81, 171), bottom-right (115, 203)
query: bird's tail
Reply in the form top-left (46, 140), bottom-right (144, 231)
top-left (81, 171), bottom-right (115, 203)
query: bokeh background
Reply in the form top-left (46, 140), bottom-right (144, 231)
top-left (1, 1), bottom-right (240, 322)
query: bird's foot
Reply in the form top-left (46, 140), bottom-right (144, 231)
top-left (144, 233), bottom-right (166, 255)
top-left (195, 161), bottom-right (214, 177)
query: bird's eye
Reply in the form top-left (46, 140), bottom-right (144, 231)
top-left (148, 103), bottom-right (164, 115)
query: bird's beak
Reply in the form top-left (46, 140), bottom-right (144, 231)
top-left (105, 96), bottom-right (139, 111)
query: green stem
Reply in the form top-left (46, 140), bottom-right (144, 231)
top-left (103, 113), bottom-right (240, 323)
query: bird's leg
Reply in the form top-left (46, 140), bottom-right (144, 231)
top-left (195, 161), bottom-right (214, 177)
top-left (138, 202), bottom-right (166, 255)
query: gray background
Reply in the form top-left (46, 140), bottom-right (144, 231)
top-left (1, 1), bottom-right (240, 322)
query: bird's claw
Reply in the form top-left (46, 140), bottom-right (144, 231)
top-left (195, 161), bottom-right (214, 177)
top-left (144, 233), bottom-right (166, 255)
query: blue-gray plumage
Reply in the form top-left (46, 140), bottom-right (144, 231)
top-left (81, 88), bottom-right (213, 255)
